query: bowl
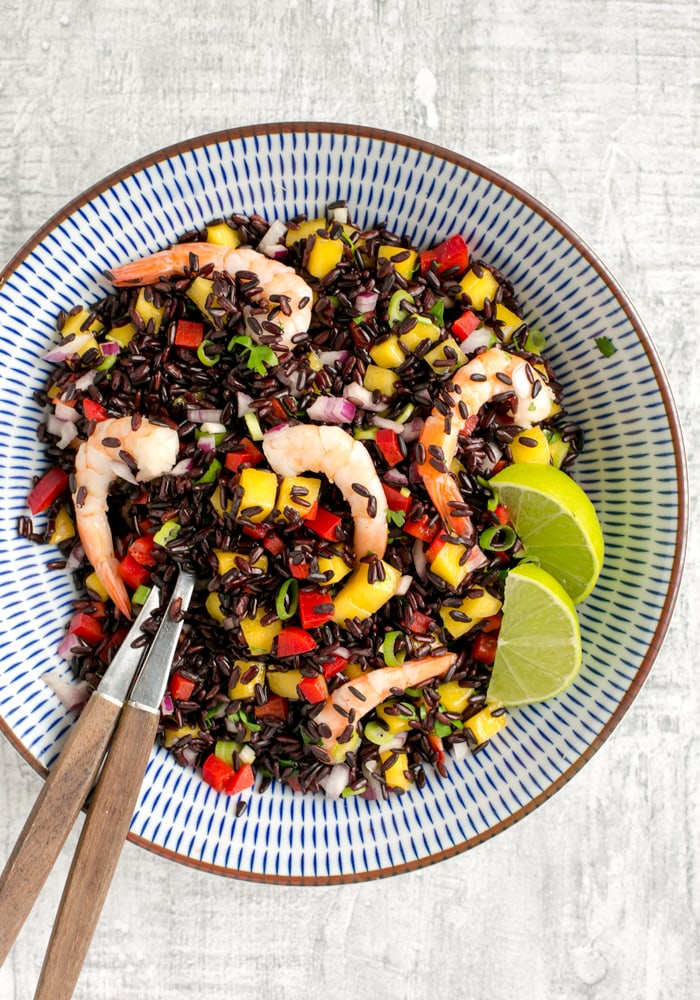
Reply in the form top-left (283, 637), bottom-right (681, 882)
top-left (0, 123), bottom-right (686, 883)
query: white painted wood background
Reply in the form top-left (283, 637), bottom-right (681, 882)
top-left (0, 1), bottom-right (698, 997)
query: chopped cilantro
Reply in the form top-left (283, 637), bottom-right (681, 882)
top-left (386, 508), bottom-right (406, 527)
top-left (595, 336), bottom-right (617, 358)
top-left (228, 333), bottom-right (279, 375)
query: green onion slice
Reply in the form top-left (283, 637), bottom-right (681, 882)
top-left (196, 339), bottom-right (221, 367)
top-left (387, 289), bottom-right (416, 327)
top-left (381, 630), bottom-right (407, 667)
top-left (479, 524), bottom-right (517, 552)
top-left (275, 578), bottom-right (299, 620)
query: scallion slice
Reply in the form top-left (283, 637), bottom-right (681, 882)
top-left (196, 339), bottom-right (221, 367)
top-left (479, 524), bottom-right (517, 552)
top-left (275, 578), bottom-right (299, 621)
top-left (381, 630), bottom-right (407, 667)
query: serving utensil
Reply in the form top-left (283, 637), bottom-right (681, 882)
top-left (0, 568), bottom-right (195, 999)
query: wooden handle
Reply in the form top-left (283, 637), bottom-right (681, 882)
top-left (33, 702), bottom-right (159, 1000)
top-left (0, 693), bottom-right (122, 966)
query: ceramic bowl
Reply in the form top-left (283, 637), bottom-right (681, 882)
top-left (0, 124), bottom-right (686, 882)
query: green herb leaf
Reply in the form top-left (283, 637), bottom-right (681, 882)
top-left (595, 336), bottom-right (617, 358)
top-left (386, 508), bottom-right (406, 527)
top-left (227, 333), bottom-right (278, 375)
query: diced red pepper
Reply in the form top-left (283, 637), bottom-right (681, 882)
top-left (305, 507), bottom-right (343, 542)
top-left (406, 611), bottom-right (435, 635)
top-left (403, 513), bottom-right (440, 543)
top-left (128, 533), bottom-right (156, 566)
top-left (298, 589), bottom-right (335, 630)
top-left (419, 234), bottom-right (470, 276)
top-left (451, 309), bottom-right (481, 342)
top-left (263, 532), bottom-right (285, 556)
top-left (471, 633), bottom-right (499, 664)
top-left (288, 559), bottom-right (310, 579)
top-left (375, 428), bottom-right (404, 467)
top-left (493, 503), bottom-right (510, 526)
top-left (382, 483), bottom-right (413, 513)
top-left (298, 674), bottom-right (329, 704)
top-left (425, 533), bottom-right (447, 563)
top-left (224, 437), bottom-right (264, 472)
top-left (275, 626), bottom-right (317, 658)
top-left (117, 552), bottom-right (152, 590)
top-left (168, 672), bottom-right (196, 701)
top-left (82, 398), bottom-right (108, 422)
top-left (224, 762), bottom-right (255, 795)
top-left (428, 732), bottom-right (446, 766)
top-left (254, 693), bottom-right (289, 722)
top-left (174, 318), bottom-right (205, 349)
top-left (480, 614), bottom-right (503, 634)
top-left (68, 611), bottom-right (106, 644)
top-left (202, 753), bottom-right (234, 794)
top-left (266, 398), bottom-right (289, 424)
top-left (98, 624), bottom-right (129, 665)
top-left (490, 459), bottom-right (507, 476)
top-left (27, 467), bottom-right (69, 515)
top-left (321, 654), bottom-right (350, 679)
top-left (242, 522), bottom-right (268, 540)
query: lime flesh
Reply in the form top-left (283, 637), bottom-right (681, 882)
top-left (487, 563), bottom-right (582, 707)
top-left (490, 463), bottom-right (604, 604)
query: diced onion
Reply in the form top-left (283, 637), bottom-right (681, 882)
top-left (43, 332), bottom-right (94, 363)
top-left (100, 340), bottom-right (120, 356)
top-left (412, 538), bottom-right (428, 581)
top-left (187, 407), bottom-right (224, 424)
top-left (258, 219), bottom-right (288, 254)
top-left (328, 205), bottom-right (349, 225)
top-left (65, 542), bottom-right (85, 572)
top-left (383, 468), bottom-right (409, 487)
top-left (199, 421), bottom-right (227, 435)
top-left (196, 434), bottom-right (217, 453)
top-left (56, 634), bottom-right (80, 661)
top-left (239, 744), bottom-right (256, 765)
top-left (355, 290), bottom-right (379, 314)
top-left (237, 392), bottom-right (253, 418)
top-left (461, 328), bottom-right (496, 355)
top-left (395, 575), bottom-right (413, 596)
top-left (73, 370), bottom-right (97, 391)
top-left (451, 739), bottom-right (470, 763)
top-left (41, 672), bottom-right (89, 711)
top-left (320, 763), bottom-right (350, 799)
top-left (170, 458), bottom-right (195, 476)
top-left (372, 415), bottom-right (405, 434)
top-left (46, 414), bottom-right (77, 449)
top-left (307, 395), bottom-right (356, 424)
top-left (317, 350), bottom-right (350, 367)
top-left (54, 401), bottom-right (79, 423)
top-left (161, 693), bottom-right (175, 716)
top-left (343, 382), bottom-right (385, 412)
top-left (400, 416), bottom-right (424, 443)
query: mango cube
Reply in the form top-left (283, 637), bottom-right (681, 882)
top-left (369, 334), bottom-right (406, 370)
top-left (267, 668), bottom-right (305, 700)
top-left (210, 487), bottom-right (233, 519)
top-left (436, 680), bottom-right (474, 714)
top-left (214, 548), bottom-right (268, 576)
top-left (377, 245), bottom-right (418, 280)
top-left (316, 548), bottom-right (353, 585)
top-left (424, 336), bottom-right (467, 372)
top-left (332, 560), bottom-right (401, 625)
top-left (135, 288), bottom-right (165, 334)
top-left (229, 660), bottom-right (266, 700)
top-left (429, 542), bottom-right (471, 589)
top-left (376, 700), bottom-right (416, 734)
top-left (464, 705), bottom-right (507, 745)
top-left (275, 475), bottom-right (321, 520)
top-left (61, 308), bottom-right (103, 338)
top-left (206, 222), bottom-right (241, 247)
top-left (84, 570), bottom-right (109, 602)
top-left (494, 303), bottom-right (525, 343)
top-left (379, 749), bottom-right (411, 791)
top-left (237, 468), bottom-right (278, 523)
top-left (440, 591), bottom-right (502, 639)
top-left (205, 591), bottom-right (226, 624)
top-left (162, 723), bottom-right (201, 749)
top-left (363, 364), bottom-right (400, 398)
top-left (240, 606), bottom-right (282, 654)
top-left (285, 216), bottom-right (326, 247)
top-left (509, 426), bottom-right (552, 465)
top-left (49, 506), bottom-right (75, 545)
top-left (307, 235), bottom-right (344, 279)
top-left (106, 321), bottom-right (136, 348)
top-left (398, 317), bottom-right (441, 353)
top-left (459, 268), bottom-right (499, 310)
top-left (186, 276), bottom-right (217, 323)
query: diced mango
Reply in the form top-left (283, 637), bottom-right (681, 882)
top-left (186, 276), bottom-right (217, 322)
top-left (229, 660), bottom-right (266, 700)
top-left (459, 268), bottom-right (499, 310)
top-left (329, 728), bottom-right (361, 764)
top-left (377, 245), bottom-right (418, 280)
top-left (429, 542), bottom-right (471, 589)
top-left (424, 336), bottom-right (467, 372)
top-left (363, 364), bottom-right (400, 398)
top-left (275, 475), bottom-right (321, 520)
top-left (376, 700), bottom-right (416, 734)
top-left (436, 680), bottom-right (474, 714)
top-left (440, 591), bottom-right (502, 639)
top-left (307, 235), bottom-right (344, 279)
top-left (267, 668), bottom-right (305, 700)
top-left (240, 606), bottom-right (282, 654)
top-left (106, 321), bottom-right (136, 348)
top-left (398, 317), bottom-right (441, 353)
top-left (343, 661), bottom-right (368, 680)
top-left (379, 749), bottom-right (411, 791)
top-left (464, 705), bottom-right (508, 745)
top-left (369, 334), bottom-right (406, 369)
top-left (214, 548), bottom-right (268, 576)
top-left (162, 723), bottom-right (201, 749)
top-left (285, 217), bottom-right (326, 247)
top-left (332, 560), bottom-right (401, 625)
top-left (509, 426), bottom-right (552, 465)
top-left (237, 468), bottom-right (278, 523)
top-left (61, 308), bottom-right (103, 338)
top-left (206, 222), bottom-right (241, 247)
top-left (205, 591), bottom-right (226, 624)
top-left (135, 287), bottom-right (165, 334)
top-left (316, 549), bottom-right (353, 585)
top-left (210, 487), bottom-right (233, 519)
top-left (49, 506), bottom-right (75, 545)
top-left (84, 570), bottom-right (109, 602)
top-left (494, 303), bottom-right (524, 343)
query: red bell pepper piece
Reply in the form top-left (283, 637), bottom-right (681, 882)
top-left (425, 533), bottom-right (447, 563)
top-left (451, 310), bottom-right (481, 343)
top-left (266, 398), bottom-right (289, 424)
top-left (375, 428), bottom-right (404, 467)
top-left (98, 624), bottom-right (129, 665)
top-left (168, 672), bottom-right (196, 701)
top-left (403, 513), bottom-right (440, 543)
top-left (263, 532), bottom-right (285, 556)
top-left (82, 398), bottom-right (108, 422)
top-left (428, 732), bottom-right (446, 766)
top-left (224, 437), bottom-right (264, 472)
top-left (493, 503), bottom-right (510, 526)
top-left (298, 589), bottom-right (335, 630)
top-left (254, 693), bottom-right (289, 722)
top-left (68, 611), bottom-right (106, 644)
top-left (27, 467), bottom-right (69, 515)
top-left (480, 614), bottom-right (503, 634)
top-left (321, 653), bottom-right (350, 679)
top-left (406, 611), bottom-right (435, 635)
top-left (381, 482), bottom-right (413, 513)
top-left (275, 626), bottom-right (316, 658)
top-left (471, 633), bottom-right (499, 664)
top-left (174, 318), bottom-right (205, 349)
top-left (305, 507), bottom-right (343, 542)
top-left (224, 762), bottom-right (255, 795)
top-left (419, 234), bottom-right (470, 276)
top-left (242, 522), bottom-right (268, 540)
top-left (288, 559), bottom-right (310, 580)
top-left (202, 753), bottom-right (234, 793)
top-left (128, 533), bottom-right (156, 566)
top-left (117, 552), bottom-right (152, 590)
top-left (298, 674), bottom-right (328, 704)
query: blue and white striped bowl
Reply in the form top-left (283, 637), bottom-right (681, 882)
top-left (0, 124), bottom-right (686, 882)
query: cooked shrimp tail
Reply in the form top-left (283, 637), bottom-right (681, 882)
top-left (73, 416), bottom-right (180, 617)
top-left (108, 246), bottom-right (201, 286)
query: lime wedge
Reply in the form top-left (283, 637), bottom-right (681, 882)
top-left (490, 463), bottom-right (604, 603)
top-left (487, 563), bottom-right (581, 706)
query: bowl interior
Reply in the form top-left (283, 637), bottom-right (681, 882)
top-left (0, 125), bottom-right (686, 882)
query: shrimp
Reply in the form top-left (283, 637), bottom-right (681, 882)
top-left (314, 653), bottom-right (456, 753)
top-left (109, 243), bottom-right (313, 349)
top-left (262, 423), bottom-right (388, 560)
top-left (418, 346), bottom-right (556, 540)
top-left (73, 416), bottom-right (180, 617)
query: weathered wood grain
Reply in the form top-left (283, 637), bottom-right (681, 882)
top-left (1, 1), bottom-right (698, 998)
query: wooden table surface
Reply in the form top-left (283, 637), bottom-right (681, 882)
top-left (1, 1), bottom-right (698, 997)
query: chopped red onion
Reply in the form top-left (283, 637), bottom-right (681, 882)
top-left (187, 407), bottom-right (224, 424)
top-left (41, 671), bottom-right (89, 712)
top-left (355, 290), bottom-right (379, 314)
top-left (54, 401), bottom-right (79, 423)
top-left (408, 461), bottom-right (423, 485)
top-left (180, 746), bottom-right (198, 768)
top-left (412, 538), bottom-right (428, 581)
top-left (320, 763), bottom-right (350, 799)
top-left (170, 457), bottom-right (194, 477)
top-left (401, 416), bottom-right (425, 443)
top-left (258, 219), bottom-right (288, 254)
top-left (461, 328), bottom-right (494, 355)
top-left (110, 458), bottom-right (138, 485)
top-left (383, 468), bottom-right (409, 487)
top-left (65, 542), bottom-right (85, 572)
top-left (480, 444), bottom-right (503, 475)
top-left (161, 693), bottom-right (175, 716)
top-left (343, 382), bottom-right (385, 412)
top-left (100, 340), bottom-right (120, 356)
top-left (307, 395), bottom-right (356, 425)
top-left (395, 574), bottom-right (413, 596)
top-left (386, 731), bottom-right (408, 751)
top-left (46, 414), bottom-right (76, 449)
top-left (328, 205), bottom-right (349, 225)
top-left (43, 332), bottom-right (93, 363)
top-left (237, 392), bottom-right (253, 418)
top-left (56, 633), bottom-right (80, 661)
top-left (73, 370), bottom-right (97, 391)
top-left (372, 414), bottom-right (405, 434)
top-left (317, 350), bottom-right (350, 367)
top-left (200, 421), bottom-right (227, 435)
top-left (197, 434), bottom-right (217, 453)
